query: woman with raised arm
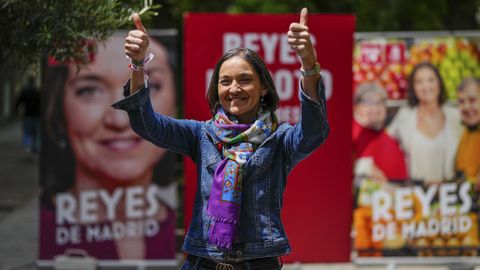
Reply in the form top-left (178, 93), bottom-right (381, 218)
top-left (113, 9), bottom-right (329, 270)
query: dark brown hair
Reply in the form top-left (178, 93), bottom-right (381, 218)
top-left (206, 48), bottom-right (280, 115)
top-left (407, 62), bottom-right (446, 107)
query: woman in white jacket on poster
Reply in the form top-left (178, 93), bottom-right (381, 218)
top-left (388, 62), bottom-right (462, 183)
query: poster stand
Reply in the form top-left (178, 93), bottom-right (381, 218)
top-left (38, 29), bottom-right (180, 266)
top-left (352, 29), bottom-right (480, 268)
top-left (354, 256), bottom-right (479, 270)
top-left (36, 259), bottom-right (179, 270)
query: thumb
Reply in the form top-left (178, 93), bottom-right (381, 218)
top-left (299, 7), bottom-right (308, 26)
top-left (133, 13), bottom-right (147, 33)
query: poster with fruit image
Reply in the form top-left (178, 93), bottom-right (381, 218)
top-left (352, 32), bottom-right (480, 258)
top-left (353, 35), bottom-right (480, 100)
top-left (353, 178), bottom-right (478, 257)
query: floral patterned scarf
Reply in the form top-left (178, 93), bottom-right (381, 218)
top-left (207, 107), bottom-right (277, 249)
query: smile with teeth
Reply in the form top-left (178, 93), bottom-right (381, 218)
top-left (99, 137), bottom-right (142, 151)
top-left (228, 97), bottom-right (247, 103)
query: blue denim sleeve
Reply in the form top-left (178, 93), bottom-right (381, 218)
top-left (111, 83), bottom-right (202, 159)
top-left (283, 77), bottom-right (329, 166)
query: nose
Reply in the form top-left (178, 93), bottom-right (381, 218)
top-left (465, 101), bottom-right (475, 111)
top-left (229, 80), bottom-right (241, 94)
top-left (104, 107), bottom-right (130, 131)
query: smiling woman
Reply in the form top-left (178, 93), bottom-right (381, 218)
top-left (388, 62), bottom-right (462, 183)
top-left (62, 36), bottom-right (175, 184)
top-left (113, 10), bottom-right (329, 270)
top-left (39, 33), bottom-right (178, 260)
top-left (455, 77), bottom-right (480, 182)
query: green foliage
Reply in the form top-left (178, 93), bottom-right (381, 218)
top-left (0, 0), bottom-right (160, 71)
top-left (157, 0), bottom-right (478, 31)
top-left (1, 0), bottom-right (477, 73)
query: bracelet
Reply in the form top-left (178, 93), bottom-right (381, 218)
top-left (300, 62), bottom-right (321, 77)
top-left (127, 52), bottom-right (155, 71)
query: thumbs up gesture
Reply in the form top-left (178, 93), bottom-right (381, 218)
top-left (125, 13), bottom-right (150, 62)
top-left (288, 8), bottom-right (316, 69)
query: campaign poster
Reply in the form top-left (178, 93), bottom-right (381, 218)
top-left (184, 13), bottom-right (355, 262)
top-left (352, 33), bottom-right (480, 258)
top-left (39, 31), bottom-right (179, 264)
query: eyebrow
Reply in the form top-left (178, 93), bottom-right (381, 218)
top-left (219, 72), bottom-right (254, 78)
top-left (146, 66), bottom-right (168, 76)
top-left (68, 74), bottom-right (103, 85)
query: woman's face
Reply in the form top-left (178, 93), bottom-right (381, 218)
top-left (413, 66), bottom-right (441, 105)
top-left (217, 56), bottom-right (267, 123)
top-left (63, 35), bottom-right (176, 183)
top-left (458, 83), bottom-right (480, 127)
top-left (354, 92), bottom-right (387, 130)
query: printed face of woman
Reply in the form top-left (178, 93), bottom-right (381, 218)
top-left (217, 56), bottom-right (267, 123)
top-left (63, 35), bottom-right (176, 184)
top-left (413, 66), bottom-right (441, 105)
top-left (355, 92), bottom-right (387, 130)
top-left (458, 83), bottom-right (480, 127)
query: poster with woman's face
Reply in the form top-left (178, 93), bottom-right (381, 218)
top-left (39, 31), bottom-right (179, 262)
top-left (352, 35), bottom-right (480, 258)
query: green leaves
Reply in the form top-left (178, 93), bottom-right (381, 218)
top-left (0, 0), bottom-right (159, 70)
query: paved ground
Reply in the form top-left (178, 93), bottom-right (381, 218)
top-left (0, 120), bottom-right (480, 270)
top-left (0, 121), bottom-right (39, 270)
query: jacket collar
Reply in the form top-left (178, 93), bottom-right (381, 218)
top-left (205, 120), bottom-right (290, 149)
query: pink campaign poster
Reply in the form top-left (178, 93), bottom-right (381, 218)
top-left (39, 31), bottom-right (179, 265)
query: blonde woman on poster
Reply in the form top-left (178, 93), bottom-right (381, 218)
top-left (40, 34), bottom-right (178, 260)
top-left (388, 62), bottom-right (462, 183)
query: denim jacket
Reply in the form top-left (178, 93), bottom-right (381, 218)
top-left (112, 79), bottom-right (329, 261)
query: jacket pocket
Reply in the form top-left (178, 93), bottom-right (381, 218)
top-left (205, 154), bottom-right (221, 174)
top-left (249, 146), bottom-right (275, 175)
top-left (200, 137), bottom-right (222, 174)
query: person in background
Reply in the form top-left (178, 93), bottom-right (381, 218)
top-left (352, 82), bottom-right (408, 256)
top-left (454, 76), bottom-right (480, 255)
top-left (40, 34), bottom-right (178, 260)
top-left (455, 77), bottom-right (480, 184)
top-left (353, 82), bottom-right (408, 183)
top-left (388, 62), bottom-right (462, 183)
top-left (15, 75), bottom-right (40, 153)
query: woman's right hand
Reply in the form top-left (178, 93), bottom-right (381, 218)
top-left (125, 13), bottom-right (150, 94)
top-left (125, 13), bottom-right (149, 63)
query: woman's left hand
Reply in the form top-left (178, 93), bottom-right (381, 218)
top-left (288, 8), bottom-right (320, 101)
top-left (288, 8), bottom-right (316, 69)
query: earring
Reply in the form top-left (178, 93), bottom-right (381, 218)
top-left (58, 137), bottom-right (67, 150)
top-left (260, 95), bottom-right (264, 103)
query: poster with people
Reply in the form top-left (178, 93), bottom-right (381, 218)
top-left (39, 31), bottom-right (179, 264)
top-left (352, 33), bottom-right (480, 258)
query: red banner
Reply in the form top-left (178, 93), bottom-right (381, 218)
top-left (183, 13), bottom-right (355, 262)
